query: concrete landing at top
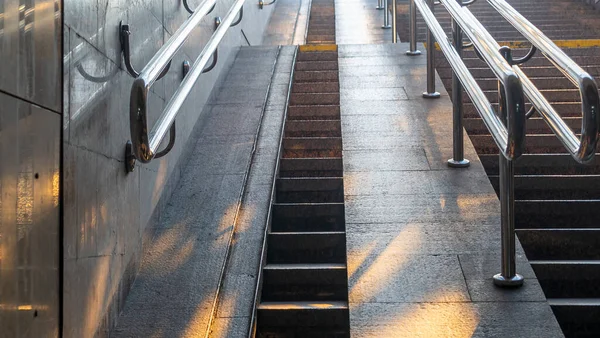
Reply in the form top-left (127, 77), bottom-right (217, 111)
top-left (336, 0), bottom-right (397, 44)
top-left (338, 43), bottom-right (565, 337)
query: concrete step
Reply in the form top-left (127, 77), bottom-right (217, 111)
top-left (267, 232), bottom-right (347, 264)
top-left (464, 117), bottom-right (582, 135)
top-left (516, 229), bottom-right (600, 260)
top-left (489, 175), bottom-right (600, 200)
top-left (470, 134), bottom-right (588, 154)
top-left (306, 36), bottom-right (336, 44)
top-left (256, 301), bottom-right (350, 338)
top-left (531, 261), bottom-right (600, 298)
top-left (292, 82), bottom-right (340, 94)
top-left (261, 264), bottom-right (348, 302)
top-left (285, 120), bottom-right (342, 137)
top-left (480, 154), bottom-right (600, 176)
top-left (438, 54), bottom-right (600, 69)
top-left (290, 92), bottom-right (340, 106)
top-left (279, 158), bottom-right (343, 178)
top-left (470, 77), bottom-right (578, 91)
top-left (516, 200), bottom-right (600, 228)
top-left (295, 70), bottom-right (339, 83)
top-left (460, 89), bottom-right (584, 104)
top-left (282, 137), bottom-right (342, 158)
top-left (297, 51), bottom-right (338, 62)
top-left (548, 299), bottom-right (600, 338)
top-left (288, 105), bottom-right (340, 121)
top-left (308, 23), bottom-right (337, 30)
top-left (271, 203), bottom-right (345, 232)
top-left (275, 177), bottom-right (344, 203)
top-left (296, 61), bottom-right (339, 72)
top-left (464, 102), bottom-right (586, 118)
top-left (438, 66), bottom-right (567, 79)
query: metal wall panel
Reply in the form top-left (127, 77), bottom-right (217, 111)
top-left (0, 92), bottom-right (61, 338)
top-left (0, 0), bottom-right (62, 112)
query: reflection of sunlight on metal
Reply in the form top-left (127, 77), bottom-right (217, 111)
top-left (17, 173), bottom-right (33, 226)
top-left (0, 2), bottom-right (57, 36)
top-left (0, 304), bottom-right (50, 311)
top-left (378, 293), bottom-right (479, 337)
top-left (52, 170), bottom-right (59, 207)
top-left (349, 225), bottom-right (422, 306)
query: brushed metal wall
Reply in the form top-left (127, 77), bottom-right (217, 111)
top-left (0, 98), bottom-right (61, 336)
top-left (0, 0), bottom-right (62, 337)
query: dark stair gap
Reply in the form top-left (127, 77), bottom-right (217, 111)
top-left (255, 3), bottom-right (350, 334)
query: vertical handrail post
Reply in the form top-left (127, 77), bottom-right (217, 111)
top-left (423, 0), bottom-right (440, 98)
top-left (392, 0), bottom-right (397, 43)
top-left (494, 46), bottom-right (524, 287)
top-left (447, 0), bottom-right (469, 167)
top-left (406, 0), bottom-right (421, 54)
top-left (382, 0), bottom-right (391, 28)
top-left (377, 0), bottom-right (384, 9)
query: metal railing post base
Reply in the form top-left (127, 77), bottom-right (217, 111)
top-left (382, 0), bottom-right (391, 28)
top-left (406, 50), bottom-right (422, 55)
top-left (493, 273), bottom-right (524, 287)
top-left (447, 158), bottom-right (470, 168)
top-left (423, 91), bottom-right (441, 98)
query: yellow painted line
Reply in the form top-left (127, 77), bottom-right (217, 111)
top-left (426, 39), bottom-right (600, 50)
top-left (299, 44), bottom-right (338, 52)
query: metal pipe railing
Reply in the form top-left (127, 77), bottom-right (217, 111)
top-left (422, 0), bottom-right (440, 99)
top-left (486, 0), bottom-right (599, 163)
top-left (406, 0), bottom-right (420, 52)
top-left (441, 0), bottom-right (527, 160)
top-left (127, 0), bottom-right (243, 171)
top-left (411, 0), bottom-right (527, 287)
top-left (382, 0), bottom-right (391, 28)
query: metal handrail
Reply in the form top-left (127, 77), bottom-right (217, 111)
top-left (439, 0), bottom-right (526, 159)
top-left (416, 1), bottom-right (506, 144)
top-left (127, 0), bottom-right (246, 171)
top-left (486, 0), bottom-right (599, 163)
top-left (414, 0), bottom-right (526, 159)
top-left (410, 0), bottom-right (527, 287)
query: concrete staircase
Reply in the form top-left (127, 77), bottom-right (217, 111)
top-left (255, 47), bottom-right (351, 337)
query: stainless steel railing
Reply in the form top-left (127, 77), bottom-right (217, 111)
top-left (409, 0), bottom-right (599, 288)
top-left (486, 0), bottom-right (599, 163)
top-left (408, 0), bottom-right (527, 286)
top-left (124, 0), bottom-right (248, 172)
